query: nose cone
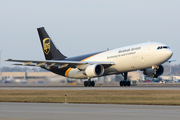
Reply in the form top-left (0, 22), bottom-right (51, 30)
top-left (156, 49), bottom-right (173, 63)
top-left (161, 49), bottom-right (173, 62)
top-left (166, 49), bottom-right (173, 59)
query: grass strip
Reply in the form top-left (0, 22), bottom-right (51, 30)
top-left (0, 90), bottom-right (180, 105)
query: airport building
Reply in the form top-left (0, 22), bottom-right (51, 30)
top-left (1, 71), bottom-right (141, 83)
top-left (1, 72), bottom-right (67, 83)
top-left (1, 71), bottom-right (179, 84)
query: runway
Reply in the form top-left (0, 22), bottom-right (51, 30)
top-left (0, 102), bottom-right (180, 120)
top-left (0, 85), bottom-right (180, 90)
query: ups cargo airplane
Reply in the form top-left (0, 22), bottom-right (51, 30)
top-left (5, 27), bottom-right (174, 87)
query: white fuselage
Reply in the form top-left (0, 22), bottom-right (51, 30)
top-left (67, 42), bottom-right (173, 79)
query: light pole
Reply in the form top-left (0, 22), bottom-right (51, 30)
top-left (0, 51), bottom-right (1, 81)
top-left (168, 61), bottom-right (173, 81)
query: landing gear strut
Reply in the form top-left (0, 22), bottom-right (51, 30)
top-left (119, 72), bottom-right (131, 87)
top-left (84, 78), bottom-right (95, 87)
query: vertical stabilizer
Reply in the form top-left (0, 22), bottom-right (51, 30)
top-left (37, 27), bottom-right (66, 60)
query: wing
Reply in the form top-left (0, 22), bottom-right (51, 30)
top-left (167, 59), bottom-right (176, 63)
top-left (4, 59), bottom-right (115, 70)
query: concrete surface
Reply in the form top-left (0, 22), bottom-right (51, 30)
top-left (0, 102), bottom-right (180, 120)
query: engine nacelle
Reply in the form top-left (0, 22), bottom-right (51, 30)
top-left (85, 64), bottom-right (104, 78)
top-left (143, 65), bottom-right (164, 78)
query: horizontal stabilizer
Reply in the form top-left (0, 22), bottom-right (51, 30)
top-left (167, 59), bottom-right (176, 63)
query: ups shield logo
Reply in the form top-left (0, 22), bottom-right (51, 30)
top-left (43, 38), bottom-right (50, 54)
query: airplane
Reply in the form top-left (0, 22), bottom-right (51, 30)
top-left (3, 76), bottom-right (14, 84)
top-left (5, 27), bottom-right (173, 87)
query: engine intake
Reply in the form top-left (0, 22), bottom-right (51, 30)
top-left (85, 64), bottom-right (104, 78)
top-left (143, 65), bottom-right (164, 78)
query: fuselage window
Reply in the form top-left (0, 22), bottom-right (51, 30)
top-left (157, 46), bottom-right (170, 50)
top-left (157, 46), bottom-right (161, 49)
top-left (163, 46), bottom-right (170, 49)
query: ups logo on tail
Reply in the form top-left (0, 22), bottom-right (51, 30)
top-left (43, 38), bottom-right (50, 54)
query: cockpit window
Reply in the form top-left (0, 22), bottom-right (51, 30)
top-left (157, 46), bottom-right (170, 50)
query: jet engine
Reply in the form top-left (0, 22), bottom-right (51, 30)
top-left (143, 65), bottom-right (164, 78)
top-left (85, 64), bottom-right (104, 78)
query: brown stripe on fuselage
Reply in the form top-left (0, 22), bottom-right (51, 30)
top-left (47, 50), bottom-right (108, 77)
top-left (81, 50), bottom-right (107, 61)
top-left (63, 50), bottom-right (108, 77)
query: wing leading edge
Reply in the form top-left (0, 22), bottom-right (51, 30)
top-left (4, 59), bottom-right (115, 69)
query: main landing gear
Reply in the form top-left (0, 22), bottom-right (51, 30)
top-left (84, 79), bottom-right (95, 87)
top-left (120, 72), bottom-right (131, 87)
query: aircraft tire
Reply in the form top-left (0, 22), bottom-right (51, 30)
top-left (84, 81), bottom-right (88, 87)
top-left (120, 81), bottom-right (123, 86)
top-left (127, 81), bottom-right (131, 86)
top-left (88, 81), bottom-right (91, 87)
top-left (123, 81), bottom-right (127, 86)
top-left (91, 81), bottom-right (95, 87)
top-left (120, 81), bottom-right (131, 87)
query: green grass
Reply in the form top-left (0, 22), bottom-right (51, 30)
top-left (0, 90), bottom-right (180, 105)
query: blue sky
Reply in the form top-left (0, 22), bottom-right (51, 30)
top-left (0, 0), bottom-right (180, 66)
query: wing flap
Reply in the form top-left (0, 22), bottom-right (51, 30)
top-left (23, 62), bottom-right (33, 66)
top-left (13, 63), bottom-right (36, 66)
